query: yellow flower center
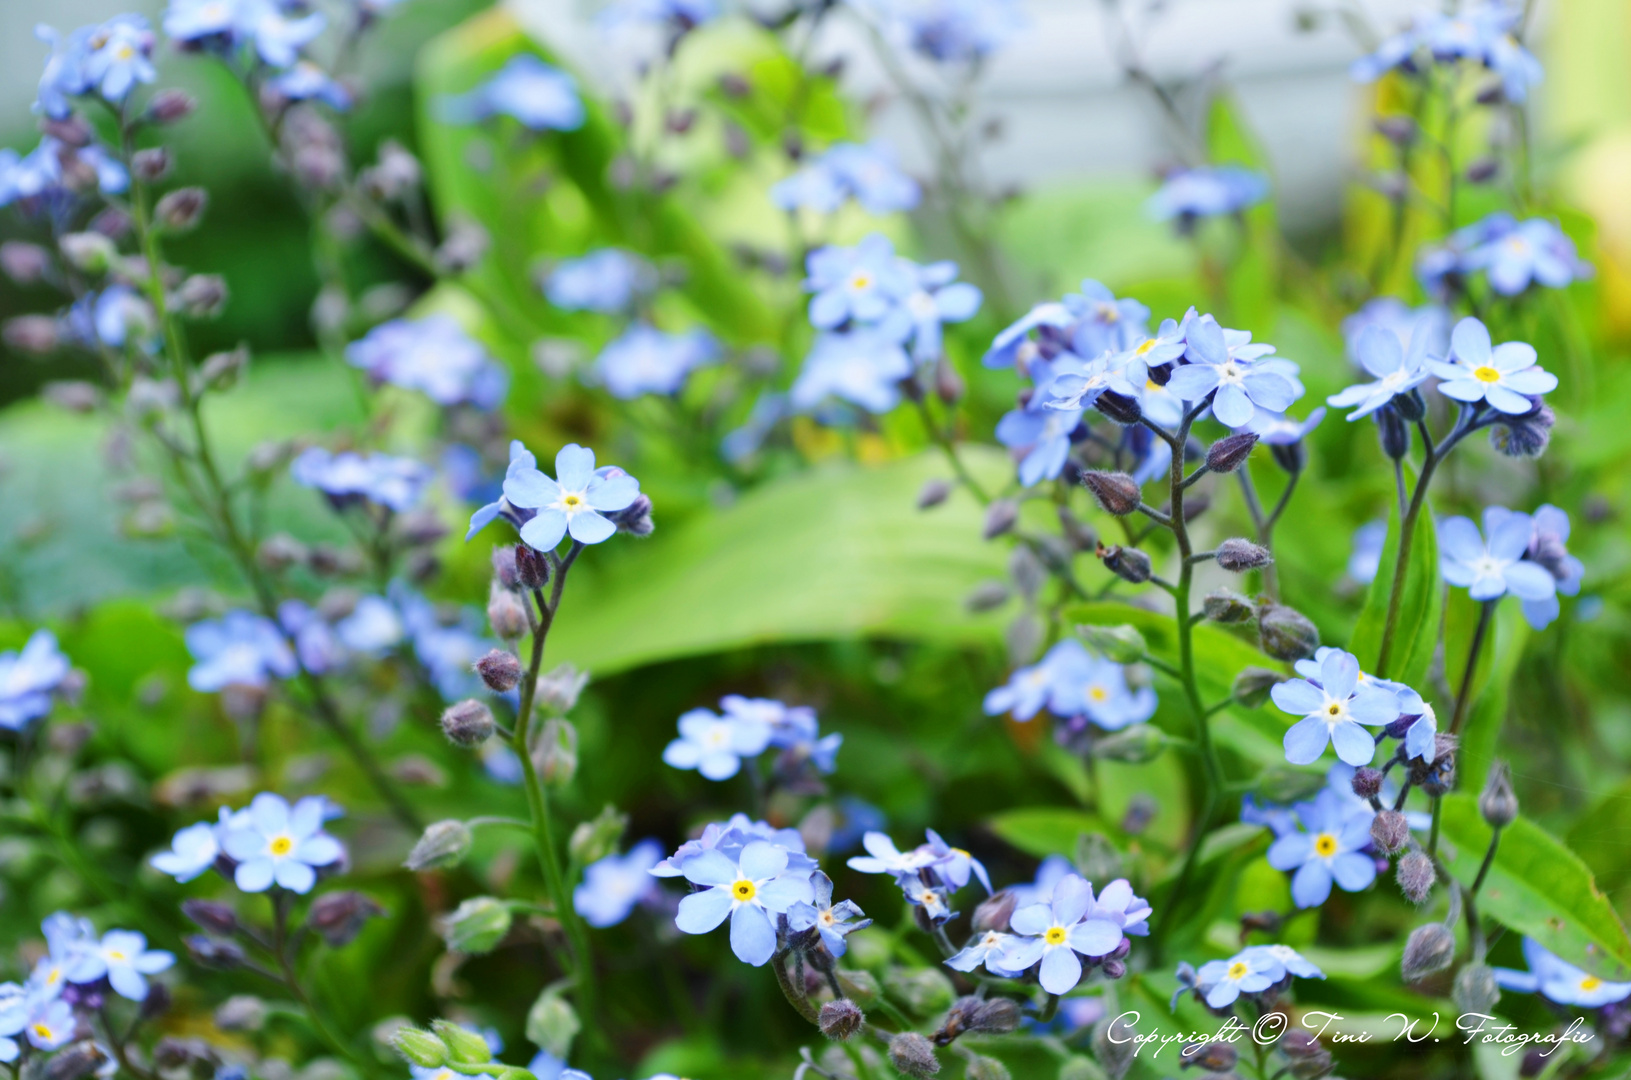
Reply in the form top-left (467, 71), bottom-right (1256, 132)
top-left (820, 910), bottom-right (836, 926)
top-left (1314, 832), bottom-right (1338, 857)
top-left (563, 493), bottom-right (583, 508)
top-left (732, 879), bottom-right (757, 902)
top-left (107, 950), bottom-right (126, 962)
top-left (1473, 365), bottom-right (1501, 383)
top-left (851, 272), bottom-right (872, 290)
top-left (1136, 339), bottom-right (1157, 355)
top-left (1582, 976), bottom-right (1604, 991)
top-left (1044, 926), bottom-right (1067, 946)
top-left (33, 1024), bottom-right (52, 1039)
top-left (1227, 961), bottom-right (1249, 980)
top-left (1088, 685), bottom-right (1109, 702)
top-left (269, 835), bottom-right (294, 857)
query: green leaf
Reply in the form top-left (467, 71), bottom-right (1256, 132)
top-left (1455, 600), bottom-right (1529, 785)
top-left (1348, 487), bottom-right (1442, 687)
top-left (1439, 793), bottom-right (1631, 978)
top-left (985, 807), bottom-right (1109, 860)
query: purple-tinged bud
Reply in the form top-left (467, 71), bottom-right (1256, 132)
top-left (1351, 766), bottom-right (1383, 800)
top-left (888, 1032), bottom-right (940, 1078)
top-left (475, 650), bottom-right (522, 692)
top-left (718, 72), bottom-right (751, 97)
top-left (963, 997), bottom-right (1021, 1036)
top-left (613, 493), bottom-right (655, 536)
top-left (487, 584), bottom-right (528, 640)
top-left (48, 1041), bottom-right (110, 1080)
top-left (1258, 604), bottom-right (1320, 661)
top-left (1217, 538), bottom-right (1273, 572)
top-left (1182, 492), bottom-right (1211, 522)
top-left (537, 664), bottom-right (589, 714)
top-left (934, 357), bottom-right (965, 403)
top-left (1401, 922), bottom-right (1455, 981)
top-left (405, 819), bottom-right (475, 874)
top-left (1206, 432), bottom-right (1258, 474)
top-left (1375, 115), bottom-right (1417, 144)
top-left (185, 934), bottom-right (245, 969)
top-left (1121, 793), bottom-right (1158, 835)
top-left (917, 478), bottom-right (951, 510)
top-left (1480, 761), bottom-right (1518, 827)
top-left (1232, 666), bottom-right (1285, 708)
top-left (515, 544), bottom-right (550, 590)
top-left (982, 499), bottom-right (1019, 540)
top-left (359, 140), bottom-right (422, 201)
top-left (1397, 850), bottom-right (1435, 904)
top-left (1371, 809), bottom-right (1409, 854)
top-left (138, 981), bottom-right (172, 1021)
top-left (177, 275), bottom-right (229, 320)
top-left (440, 699), bottom-right (495, 746)
top-left (1270, 439), bottom-right (1306, 474)
top-left (1093, 389), bottom-right (1142, 425)
top-left (1183, 1041), bottom-right (1238, 1072)
top-left (491, 546), bottom-right (520, 589)
top-left (1240, 910), bottom-right (1281, 936)
top-left (1097, 543), bottom-right (1152, 584)
top-left (1203, 589), bottom-right (1255, 623)
top-left (307, 890), bottom-right (385, 947)
top-left (435, 219), bottom-right (490, 274)
top-left (257, 533), bottom-right (308, 572)
top-left (182, 899), bottom-right (240, 935)
top-left (1093, 1017), bottom-right (1137, 1080)
top-left (1490, 401), bottom-right (1553, 458)
top-left (1377, 405), bottom-right (1411, 461)
top-left (1454, 962), bottom-right (1500, 1014)
top-left (396, 509), bottom-right (448, 547)
top-left (1101, 957), bottom-right (1128, 979)
top-left (133, 147), bottom-right (173, 182)
top-left (155, 187), bottom-right (208, 232)
top-left (1465, 157), bottom-right (1499, 184)
top-left (40, 115), bottom-right (93, 148)
top-left (971, 889), bottom-right (1017, 933)
top-left (60, 232), bottom-right (117, 273)
top-left (0, 240), bottom-right (51, 284)
top-left (1392, 387), bottom-right (1427, 423)
top-left (5, 315), bottom-right (59, 354)
top-left (1082, 470), bottom-right (1142, 516)
top-left (214, 996), bottom-right (267, 1032)
top-left (148, 89), bottom-right (198, 125)
top-left (1280, 1031), bottom-right (1333, 1079)
top-left (43, 381), bottom-right (102, 413)
top-left (819, 999), bottom-right (864, 1041)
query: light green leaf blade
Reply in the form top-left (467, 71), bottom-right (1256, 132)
top-left (1349, 486), bottom-right (1442, 687)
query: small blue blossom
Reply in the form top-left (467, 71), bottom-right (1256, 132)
top-left (757, 699), bottom-right (842, 776)
top-left (278, 601), bottom-right (346, 676)
top-left (1463, 216), bottom-right (1590, 295)
top-left (150, 820), bottom-right (222, 883)
top-left (671, 841), bottom-right (816, 966)
top-left (599, 0), bottom-right (719, 29)
top-left (772, 141), bottom-right (920, 215)
top-left (545, 249), bottom-right (652, 312)
top-left (1165, 316), bottom-right (1297, 428)
top-left (995, 402), bottom-right (1084, 487)
top-left (592, 323), bottom-right (718, 399)
top-left (21, 998), bottom-right (74, 1051)
top-left (1266, 788), bottom-right (1376, 908)
top-left (1147, 167), bottom-right (1269, 223)
top-left (33, 25), bottom-right (93, 119)
top-left (1037, 640), bottom-right (1157, 731)
top-left (982, 639), bottom-right (1079, 721)
top-left (1326, 323), bottom-right (1433, 419)
top-left (787, 871), bottom-right (872, 957)
top-left (1340, 297), bottom-right (1449, 363)
top-left (651, 814), bottom-right (817, 879)
top-left (805, 234), bottom-right (914, 330)
top-left (790, 330), bottom-right (913, 414)
top-left (0, 137), bottom-right (128, 206)
top-left (1063, 280), bottom-right (1150, 359)
top-left (866, 0), bottom-right (1026, 63)
top-left (1518, 504), bottom-right (1583, 630)
top-left (898, 260), bottom-right (981, 362)
top-left (946, 929), bottom-right (1020, 976)
top-left (846, 830), bottom-right (948, 879)
top-left (268, 60), bottom-right (352, 109)
top-left (1188, 945), bottom-right (1321, 1009)
top-left (1038, 351), bottom-right (1149, 414)
top-left (441, 55), bottom-right (584, 131)
top-left (1272, 648), bottom-right (1400, 766)
top-left (346, 314), bottom-right (508, 410)
top-left (1440, 507), bottom-right (1557, 604)
top-left (1007, 854), bottom-right (1074, 909)
top-left (291, 447), bottom-right (431, 513)
top-left (1116, 316), bottom-right (1189, 372)
top-left (662, 703), bottom-right (773, 781)
top-left (0, 630), bottom-right (71, 732)
top-left (1347, 520), bottom-right (1387, 585)
top-left (572, 839), bottom-right (662, 928)
top-left (66, 930), bottom-right (173, 1002)
top-left (335, 595), bottom-right (405, 655)
top-left (495, 443), bottom-right (642, 552)
top-left (996, 874), bottom-right (1130, 994)
top-left (981, 302), bottom-right (1074, 369)
top-left (63, 285), bottom-right (153, 352)
top-left (1493, 938), bottom-right (1631, 1007)
top-left (219, 792), bottom-right (345, 894)
top-left (81, 16), bottom-right (157, 103)
top-left (163, 0), bottom-right (326, 67)
top-left (185, 611), bottom-right (297, 692)
top-left (391, 582), bottom-right (495, 701)
top-left (1352, 2), bottom-right (1542, 103)
top-left (1245, 405), bottom-right (1326, 445)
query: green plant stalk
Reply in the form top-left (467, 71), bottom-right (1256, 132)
top-left (271, 892), bottom-right (374, 1077)
top-left (1449, 599), bottom-right (1496, 737)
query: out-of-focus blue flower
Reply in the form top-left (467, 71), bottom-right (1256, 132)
top-left (442, 444), bottom-right (504, 509)
top-left (721, 392), bottom-right (789, 463)
top-left (81, 16), bottom-right (157, 103)
top-left (1440, 507), bottom-right (1557, 605)
top-left (995, 402), bottom-right (1083, 487)
top-left (0, 630), bottom-right (70, 732)
top-left (441, 55), bottom-right (584, 131)
top-left (1272, 648), bottom-right (1399, 766)
top-left (391, 582), bottom-right (495, 702)
top-left (662, 703), bottom-right (772, 781)
top-left (598, 0), bottom-right (719, 30)
top-left (1340, 297), bottom-right (1449, 364)
top-left (268, 60), bottom-right (351, 109)
top-left (592, 323), bottom-right (718, 399)
top-left (1352, 2), bottom-right (1542, 103)
top-left (66, 930), bottom-right (172, 1002)
top-left (755, 699), bottom-right (842, 776)
top-left (1348, 520), bottom-right (1387, 585)
top-left (982, 639), bottom-right (1079, 721)
top-left (1266, 788), bottom-right (1376, 908)
top-left (1327, 323), bottom-right (1433, 420)
top-left (0, 137), bottom-right (128, 206)
top-left (163, 0), bottom-right (326, 68)
top-left (772, 141), bottom-right (921, 215)
top-left (219, 792), bottom-right (345, 894)
top-left (1245, 405), bottom-right (1325, 445)
top-left (291, 447), bottom-right (431, 513)
top-left (1048, 643), bottom-right (1158, 731)
top-left (150, 820), bottom-right (221, 883)
top-left (1493, 938), bottom-right (1631, 1007)
top-left (790, 329), bottom-right (912, 414)
top-left (922, 829), bottom-right (992, 893)
top-left (1064, 280), bottom-right (1150, 359)
top-left (671, 841), bottom-right (816, 966)
top-left (277, 601), bottom-right (345, 676)
top-left (995, 874), bottom-right (1131, 994)
top-left (64, 285), bottom-right (153, 351)
top-left (185, 612), bottom-right (297, 692)
top-left (1007, 854), bottom-right (1074, 909)
top-left (21, 998), bottom-right (74, 1051)
top-left (805, 234), bottom-right (913, 330)
top-left (1462, 216), bottom-right (1590, 295)
top-left (827, 797), bottom-right (887, 854)
top-left (1165, 316), bottom-right (1297, 428)
top-left (335, 596), bottom-right (405, 655)
top-left (787, 871), bottom-right (872, 957)
top-left (346, 314), bottom-right (508, 410)
top-left (573, 839), bottom-right (662, 928)
top-left (1518, 504), bottom-right (1583, 630)
top-left (1147, 167), bottom-right (1269, 223)
top-left (651, 814), bottom-right (816, 879)
top-left (861, 0), bottom-right (1026, 63)
top-left (898, 260), bottom-right (981, 362)
top-left (33, 25), bottom-right (92, 119)
top-left (982, 302), bottom-right (1074, 370)
top-left (545, 249), bottom-right (652, 313)
top-left (498, 443), bottom-right (641, 551)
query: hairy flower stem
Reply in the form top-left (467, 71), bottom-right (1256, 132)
top-left (271, 892), bottom-right (374, 1077)
top-left (914, 398), bottom-right (990, 503)
top-left (1449, 600), bottom-right (1496, 737)
top-left (509, 543), bottom-right (600, 1044)
top-left (771, 948), bottom-right (823, 1025)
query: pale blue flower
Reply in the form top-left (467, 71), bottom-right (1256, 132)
top-left (391, 582), bottom-right (496, 701)
top-left (1245, 405), bottom-right (1325, 444)
top-left (899, 260), bottom-right (981, 361)
top-left (805, 234), bottom-right (913, 329)
top-left (1046, 643), bottom-right (1157, 731)
top-left (759, 700), bottom-right (841, 775)
top-left (164, 0), bottom-right (326, 67)
top-left (1191, 948), bottom-right (1284, 1008)
top-left (277, 601), bottom-right (345, 675)
top-left (500, 443), bottom-right (641, 551)
top-left (64, 285), bottom-right (152, 351)
top-left (1272, 648), bottom-right (1400, 766)
top-left (786, 871), bottom-right (871, 957)
top-left (1327, 323), bottom-right (1433, 419)
top-left (721, 392), bottom-right (789, 463)
top-left (335, 596), bottom-right (405, 655)
top-left (151, 821), bottom-right (221, 883)
top-left (946, 929), bottom-right (1020, 975)
top-left (592, 324), bottom-right (718, 399)
top-left (81, 16), bottom-right (156, 103)
top-left (465, 440), bottom-right (540, 540)
top-left (1115, 317), bottom-right (1189, 372)
top-left (33, 25), bottom-right (93, 119)
top-left (996, 874), bottom-right (1128, 994)
top-left (1340, 297), bottom-right (1449, 363)
top-left (22, 998), bottom-right (73, 1051)
top-left (672, 841), bottom-right (816, 966)
top-left (652, 814), bottom-right (817, 879)
top-left (773, 141), bottom-right (920, 215)
top-left (1518, 504), bottom-right (1583, 630)
top-left (1439, 507), bottom-right (1556, 603)
top-left (291, 448), bottom-right (431, 513)
top-left (1462, 216), bottom-right (1590, 295)
top-left (1266, 788), bottom-right (1376, 908)
top-left (995, 402), bottom-right (1084, 487)
top-left (0, 137), bottom-right (127, 206)
top-left (982, 640), bottom-right (1081, 721)
top-left (1493, 938), bottom-right (1631, 1007)
top-left (1348, 520), bottom-right (1387, 585)
top-left (981, 302), bottom-right (1073, 369)
top-left (1007, 854), bottom-right (1074, 909)
top-left (442, 55), bottom-right (584, 130)
top-left (1147, 167), bottom-right (1268, 222)
top-left (865, 0), bottom-right (1026, 62)
top-left (0, 630), bottom-right (70, 732)
top-left (545, 249), bottom-right (651, 312)
top-left (185, 612), bottom-right (297, 692)
top-left (846, 830), bottom-right (947, 878)
top-left (346, 314), bottom-right (508, 410)
top-left (219, 792), bottom-right (345, 894)
top-left (1063, 280), bottom-right (1149, 359)
top-left (573, 840), bottom-right (662, 928)
top-left (662, 705), bottom-right (772, 781)
top-left (922, 829), bottom-right (992, 893)
top-left (1165, 316), bottom-right (1296, 428)
top-left (66, 930), bottom-right (172, 1002)
top-left (790, 330), bottom-right (912, 414)
top-left (268, 60), bottom-right (351, 109)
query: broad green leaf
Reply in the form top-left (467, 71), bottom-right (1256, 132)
top-left (985, 807), bottom-right (1108, 860)
top-left (1439, 792), bottom-right (1631, 978)
top-left (1348, 486), bottom-right (1442, 687)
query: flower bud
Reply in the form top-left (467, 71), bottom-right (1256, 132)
top-left (1375, 115), bottom-right (1417, 144)
top-left (1076, 623), bottom-right (1145, 664)
top-left (1231, 666), bottom-right (1284, 707)
top-left (612, 493), bottom-right (655, 536)
top-left (1396, 849), bottom-right (1435, 904)
top-left (536, 717), bottom-right (579, 785)
top-left (917, 478), bottom-right (951, 510)
top-left (405, 820), bottom-right (473, 872)
top-left (1351, 766), bottom-right (1383, 800)
top-left (888, 1032), bottom-right (940, 1078)
top-left (214, 995), bottom-right (267, 1032)
top-left (982, 499), bottom-right (1019, 540)
top-left (1082, 471), bottom-right (1142, 516)
top-left (392, 1027), bottom-right (449, 1068)
top-left (441, 898), bottom-right (512, 955)
top-left (537, 664), bottom-right (589, 714)
top-left (1, 240), bottom-right (51, 283)
top-left (1479, 761), bottom-right (1518, 828)
top-left (971, 889), bottom-right (1017, 933)
top-left (965, 580), bottom-right (1011, 613)
top-left (47, 1042), bottom-right (108, 1080)
top-left (485, 584), bottom-right (528, 640)
top-left (568, 805), bottom-right (628, 866)
top-left (934, 357), bottom-right (965, 403)
top-left (307, 890), bottom-right (385, 947)
top-left (966, 1057), bottom-right (1010, 1080)
top-left (1203, 589), bottom-right (1255, 623)
top-left (515, 544), bottom-right (551, 590)
top-left (155, 187), bottom-right (209, 232)
top-left (491, 545), bottom-right (520, 589)
top-left (525, 989), bottom-right (581, 1058)
top-left (177, 275), bottom-right (229, 318)
top-left (1184, 1041), bottom-right (1238, 1071)
top-left (360, 140), bottom-right (422, 201)
top-left (1093, 724), bottom-right (1167, 764)
top-left (1376, 405), bottom-right (1411, 461)
top-left (1206, 432), bottom-right (1258, 474)
top-left (1097, 543), bottom-right (1151, 584)
top-left (1490, 401), bottom-right (1553, 458)
top-left (1094, 389), bottom-right (1142, 425)
top-left (133, 147), bottom-right (173, 182)
top-left (1258, 604), bottom-right (1320, 661)
top-left (182, 899), bottom-right (240, 935)
top-left (1094, 1017), bottom-right (1137, 1080)
top-left (1449, 965), bottom-right (1505, 1023)
top-left (5, 315), bottom-right (59, 354)
top-left (1370, 809), bottom-right (1409, 854)
top-left (184, 934), bottom-right (245, 969)
top-left (148, 89), bottom-right (198, 124)
top-left (474, 649), bottom-right (522, 693)
top-left (1401, 922), bottom-right (1456, 981)
top-left (435, 219), bottom-right (490, 274)
top-left (1280, 1031), bottom-right (1332, 1079)
top-left (1102, 957), bottom-right (1128, 978)
top-left (43, 381), bottom-right (102, 413)
top-left (819, 999), bottom-right (864, 1041)
top-left (1057, 1058), bottom-right (1102, 1080)
top-left (1216, 538), bottom-right (1273, 572)
top-left (60, 231), bottom-right (117, 273)
top-left (440, 699), bottom-right (495, 746)
top-left (1393, 386), bottom-right (1427, 423)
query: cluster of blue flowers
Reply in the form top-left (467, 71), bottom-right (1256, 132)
top-left (1352, 0), bottom-right (1543, 103)
top-left (544, 250), bottom-right (653, 314)
top-left (0, 913), bottom-right (173, 1061)
top-left (663, 695), bottom-right (842, 782)
top-left (592, 324), bottom-right (719, 400)
top-left (772, 141), bottom-right (921, 216)
top-left (983, 638), bottom-right (1157, 731)
top-left (1417, 213), bottom-right (1591, 298)
top-left (1271, 646), bottom-right (1439, 767)
top-left (440, 54), bottom-right (585, 132)
top-left (151, 791), bottom-right (346, 893)
top-left (346, 315), bottom-right (509, 411)
top-left (291, 447), bottom-right (433, 514)
top-left (857, 0), bottom-right (1027, 64)
top-left (1146, 166), bottom-right (1270, 225)
top-left (1440, 503), bottom-right (1581, 629)
top-left (0, 630), bottom-right (73, 731)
